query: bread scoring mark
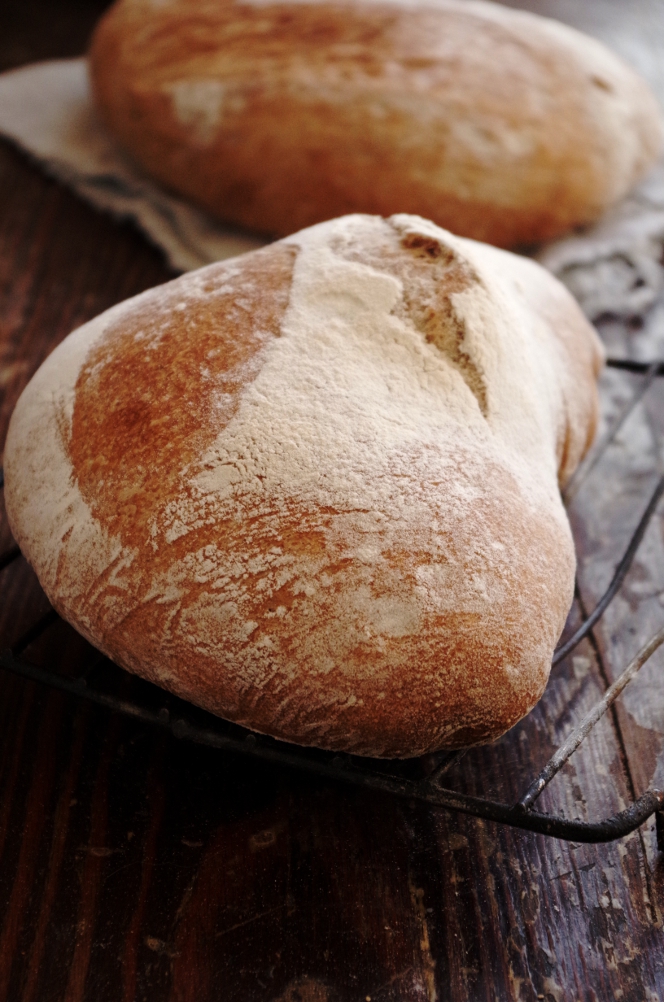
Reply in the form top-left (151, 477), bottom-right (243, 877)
top-left (394, 222), bottom-right (489, 417)
top-left (332, 216), bottom-right (488, 416)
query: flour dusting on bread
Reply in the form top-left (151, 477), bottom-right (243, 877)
top-left (4, 215), bottom-right (603, 756)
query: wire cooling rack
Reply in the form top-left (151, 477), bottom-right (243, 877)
top-left (2, 356), bottom-right (664, 847)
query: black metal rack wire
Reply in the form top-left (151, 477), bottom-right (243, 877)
top-left (2, 356), bottom-right (664, 847)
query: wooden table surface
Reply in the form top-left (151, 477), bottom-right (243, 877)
top-left (3, 2), bottom-right (664, 1000)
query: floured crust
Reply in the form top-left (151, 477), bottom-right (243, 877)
top-left (89, 0), bottom-right (663, 246)
top-left (4, 214), bottom-right (603, 756)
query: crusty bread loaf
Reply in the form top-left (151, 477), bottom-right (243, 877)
top-left (4, 214), bottom-right (603, 756)
top-left (89, 0), bottom-right (662, 248)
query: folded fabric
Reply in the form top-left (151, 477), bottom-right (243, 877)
top-left (0, 59), bottom-right (265, 271)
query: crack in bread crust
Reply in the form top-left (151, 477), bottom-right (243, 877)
top-left (333, 217), bottom-right (488, 415)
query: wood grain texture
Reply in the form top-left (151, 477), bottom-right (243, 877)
top-left (2, 2), bottom-right (664, 999)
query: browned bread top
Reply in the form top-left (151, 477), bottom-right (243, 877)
top-left (4, 214), bottom-right (603, 756)
top-left (89, 0), bottom-right (662, 246)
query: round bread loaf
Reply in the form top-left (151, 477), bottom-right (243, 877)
top-left (4, 214), bottom-right (603, 756)
top-left (89, 0), bottom-right (662, 248)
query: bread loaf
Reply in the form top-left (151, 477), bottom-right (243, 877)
top-left (89, 0), bottom-right (662, 248)
top-left (4, 214), bottom-right (603, 756)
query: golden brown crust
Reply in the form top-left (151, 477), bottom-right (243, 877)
top-left (70, 243), bottom-right (297, 543)
top-left (89, 0), bottom-right (663, 246)
top-left (3, 214), bottom-right (603, 757)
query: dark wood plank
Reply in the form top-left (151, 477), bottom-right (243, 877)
top-left (568, 323), bottom-right (664, 883)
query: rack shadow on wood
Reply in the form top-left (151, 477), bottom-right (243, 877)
top-left (2, 356), bottom-right (664, 847)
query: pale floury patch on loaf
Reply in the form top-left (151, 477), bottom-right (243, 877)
top-left (4, 215), bottom-right (603, 756)
top-left (168, 79), bottom-right (227, 144)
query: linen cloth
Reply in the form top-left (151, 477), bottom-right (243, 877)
top-left (0, 59), bottom-right (264, 272)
